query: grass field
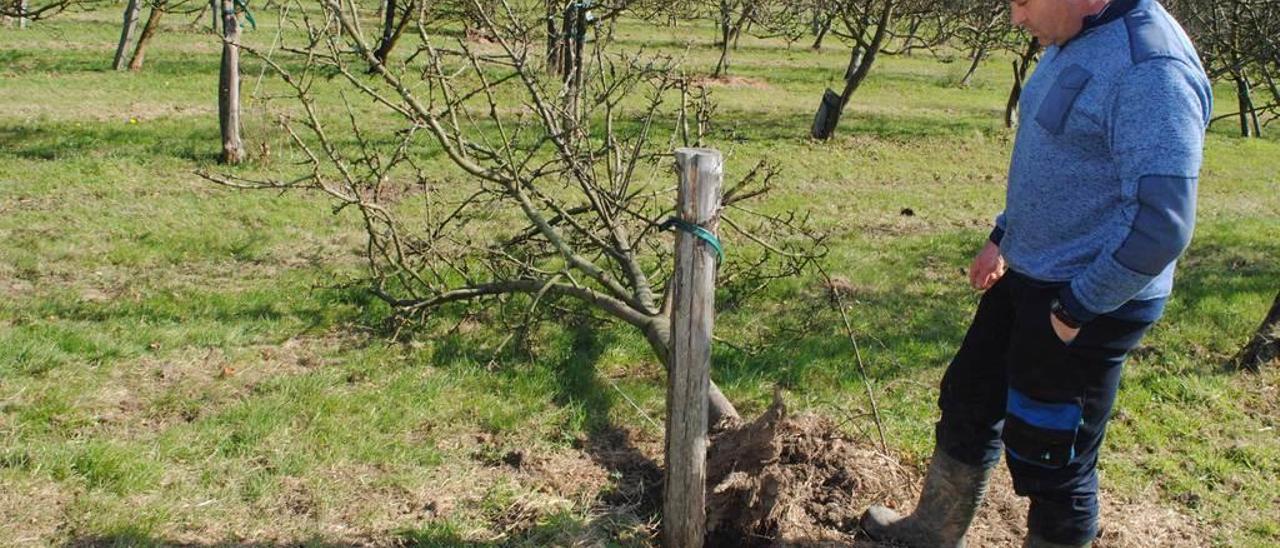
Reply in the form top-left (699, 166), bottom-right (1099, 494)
top-left (1, 7), bottom-right (1278, 546)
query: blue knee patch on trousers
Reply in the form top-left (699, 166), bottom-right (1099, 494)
top-left (1003, 388), bottom-right (1083, 468)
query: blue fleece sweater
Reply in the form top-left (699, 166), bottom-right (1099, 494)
top-left (992, 0), bottom-right (1212, 323)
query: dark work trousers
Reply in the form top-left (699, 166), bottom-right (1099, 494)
top-left (934, 270), bottom-right (1154, 546)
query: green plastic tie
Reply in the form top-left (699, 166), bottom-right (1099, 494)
top-left (661, 217), bottom-right (724, 264)
top-left (234, 0), bottom-right (256, 30)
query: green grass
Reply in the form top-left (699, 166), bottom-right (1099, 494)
top-left (1, 7), bottom-right (1279, 546)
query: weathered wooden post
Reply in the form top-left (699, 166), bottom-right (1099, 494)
top-left (218, 0), bottom-right (244, 164)
top-left (663, 148), bottom-right (722, 548)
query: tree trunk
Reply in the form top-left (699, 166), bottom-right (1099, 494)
top-left (1234, 291), bottom-right (1280, 371)
top-left (113, 0), bottom-right (142, 70)
top-left (219, 0), bottom-right (244, 164)
top-left (128, 3), bottom-right (166, 72)
top-left (558, 2), bottom-right (575, 76)
top-left (810, 1), bottom-right (894, 140)
top-left (545, 0), bottom-right (559, 74)
top-left (17, 0), bottom-right (27, 28)
top-left (811, 12), bottom-right (833, 51)
top-left (1005, 38), bottom-right (1039, 129)
top-left (1237, 74), bottom-right (1255, 137)
top-left (370, 0), bottom-right (413, 71)
top-left (714, 3), bottom-right (733, 77)
top-left (960, 42), bottom-right (987, 88)
top-left (209, 0), bottom-right (217, 32)
top-left (838, 46), bottom-right (868, 105)
top-left (714, 39), bottom-right (731, 77)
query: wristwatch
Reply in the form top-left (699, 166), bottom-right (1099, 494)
top-left (1050, 298), bottom-right (1082, 329)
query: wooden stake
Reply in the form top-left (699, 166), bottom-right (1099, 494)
top-left (663, 148), bottom-right (722, 548)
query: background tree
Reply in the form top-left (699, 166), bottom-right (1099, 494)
top-left (809, 0), bottom-right (912, 139)
top-left (708, 0), bottom-right (807, 77)
top-left (0, 0), bottom-right (96, 21)
top-left (942, 0), bottom-right (1015, 88)
top-left (1003, 37), bottom-right (1039, 128)
top-left (1168, 0), bottom-right (1279, 137)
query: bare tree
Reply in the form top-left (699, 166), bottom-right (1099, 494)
top-left (1168, 0), bottom-right (1280, 137)
top-left (943, 0), bottom-right (1015, 88)
top-left (203, 0), bottom-right (826, 425)
top-left (1004, 37), bottom-right (1039, 129)
top-left (709, 0), bottom-right (807, 77)
top-left (809, 0), bottom-right (898, 139)
top-left (0, 0), bottom-right (103, 21)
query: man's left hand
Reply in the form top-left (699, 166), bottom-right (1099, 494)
top-left (1050, 313), bottom-right (1081, 344)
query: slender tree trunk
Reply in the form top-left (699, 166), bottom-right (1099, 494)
top-left (371, 0), bottom-right (413, 71)
top-left (714, 3), bottom-right (733, 77)
top-left (567, 4), bottom-right (586, 127)
top-left (545, 0), bottom-right (559, 74)
top-left (836, 1), bottom-right (894, 108)
top-left (209, 0), bottom-right (218, 32)
top-left (714, 39), bottom-right (731, 77)
top-left (18, 0), bottom-right (27, 28)
top-left (811, 12), bottom-right (833, 51)
top-left (1234, 291), bottom-right (1280, 371)
top-left (960, 42), bottom-right (987, 88)
top-left (1006, 38), bottom-right (1039, 129)
top-left (128, 3), bottom-right (166, 72)
top-left (558, 2), bottom-right (574, 76)
top-left (1237, 74), bottom-right (1255, 137)
top-left (113, 0), bottom-right (143, 70)
top-left (219, 0), bottom-right (244, 164)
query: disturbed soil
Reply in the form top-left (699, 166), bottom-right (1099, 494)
top-left (702, 398), bottom-right (1205, 547)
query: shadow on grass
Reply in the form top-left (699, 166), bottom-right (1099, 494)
top-left (1173, 238), bottom-right (1280, 313)
top-left (553, 322), bottom-right (664, 519)
top-left (711, 105), bottom-right (1004, 145)
top-left (0, 122), bottom-right (219, 163)
top-left (0, 118), bottom-right (446, 166)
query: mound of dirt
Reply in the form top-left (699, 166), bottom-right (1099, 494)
top-left (703, 398), bottom-right (1206, 547)
top-left (705, 397), bottom-right (912, 546)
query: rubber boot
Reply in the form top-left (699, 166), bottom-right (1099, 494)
top-left (860, 448), bottom-right (993, 548)
top-left (1024, 532), bottom-right (1092, 548)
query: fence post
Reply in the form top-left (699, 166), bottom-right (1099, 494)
top-left (663, 148), bottom-right (722, 548)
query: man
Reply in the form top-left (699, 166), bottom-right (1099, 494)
top-left (860, 0), bottom-right (1212, 547)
